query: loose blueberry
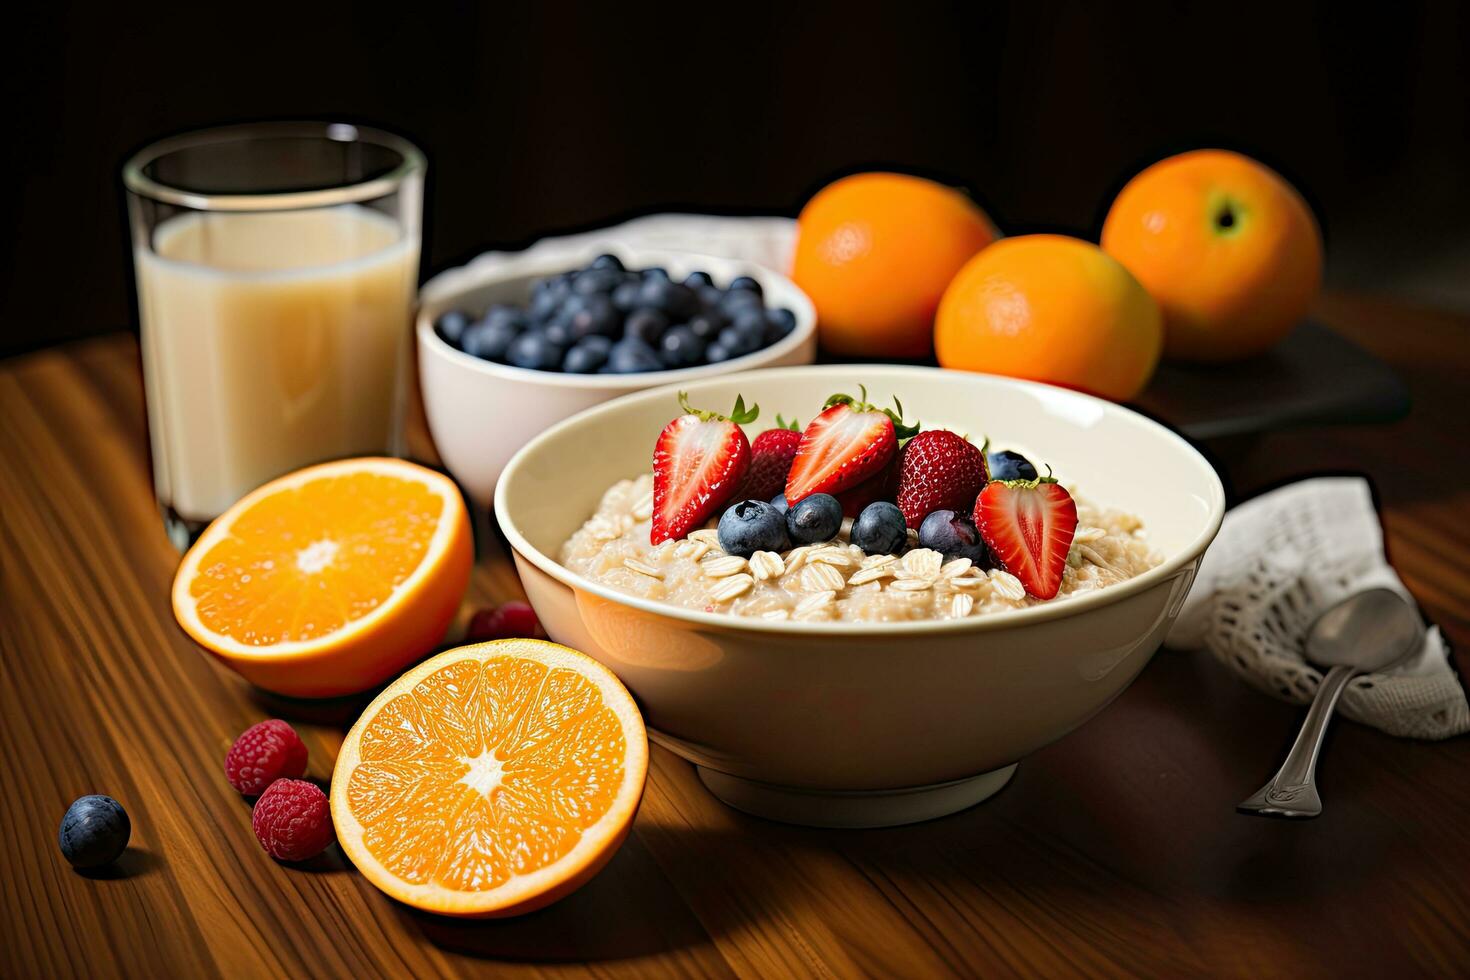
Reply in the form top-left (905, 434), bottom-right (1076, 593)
top-left (918, 509), bottom-right (988, 563)
top-left (434, 309), bottom-right (472, 346)
top-left (728, 275), bottom-right (763, 296)
top-left (59, 795), bottom-right (131, 869)
top-left (658, 325), bottom-right (707, 368)
top-left (717, 499), bottom-right (790, 557)
top-left (705, 342), bottom-right (733, 363)
top-left (987, 450), bottom-right (1038, 482)
top-left (787, 493), bottom-right (843, 544)
top-left (765, 307), bottom-right (798, 340)
top-left (605, 337), bottom-right (664, 373)
top-left (641, 266), bottom-right (670, 281)
top-left (461, 321), bottom-right (520, 361)
top-left (684, 270), bottom-right (713, 289)
top-left (611, 280), bottom-right (642, 313)
top-left (563, 336), bottom-right (612, 373)
top-left (590, 253), bottom-right (624, 272)
top-left (625, 308), bottom-right (669, 345)
top-left (506, 331), bottom-right (567, 371)
top-left (569, 293), bottom-right (618, 339)
top-left (770, 493), bottom-right (790, 514)
top-left (852, 501), bottom-right (908, 555)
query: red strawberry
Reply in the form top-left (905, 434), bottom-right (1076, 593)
top-left (731, 415), bottom-right (802, 502)
top-left (785, 388), bottom-right (918, 504)
top-left (973, 477), bottom-right (1078, 600)
top-left (834, 456), bottom-right (899, 517)
top-left (896, 430), bottom-right (988, 529)
top-left (651, 392), bottom-right (758, 544)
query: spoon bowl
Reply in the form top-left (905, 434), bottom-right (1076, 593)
top-left (1306, 587), bottom-right (1425, 672)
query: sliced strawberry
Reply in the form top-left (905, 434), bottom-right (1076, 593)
top-left (973, 478), bottom-right (1078, 600)
top-left (730, 415), bottom-right (802, 502)
top-left (896, 430), bottom-right (988, 529)
top-left (651, 393), bottom-right (757, 544)
top-left (785, 388), bottom-right (918, 504)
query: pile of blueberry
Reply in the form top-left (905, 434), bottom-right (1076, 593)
top-left (434, 254), bottom-right (799, 375)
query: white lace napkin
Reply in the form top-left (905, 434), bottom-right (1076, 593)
top-left (1166, 477), bottom-right (1467, 739)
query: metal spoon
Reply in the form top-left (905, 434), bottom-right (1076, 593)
top-left (1237, 587), bottom-right (1424, 819)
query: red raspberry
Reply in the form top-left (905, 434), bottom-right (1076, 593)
top-left (225, 719), bottom-right (308, 796)
top-left (251, 779), bottom-right (335, 862)
top-left (466, 601), bottom-right (543, 642)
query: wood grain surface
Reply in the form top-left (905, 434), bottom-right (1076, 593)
top-left (3, 293), bottom-right (1468, 979)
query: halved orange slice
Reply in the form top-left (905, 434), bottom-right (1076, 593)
top-left (331, 640), bottom-right (648, 917)
top-left (172, 458), bottom-right (472, 697)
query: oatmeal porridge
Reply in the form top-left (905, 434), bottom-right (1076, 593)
top-left (559, 473), bottom-right (1162, 623)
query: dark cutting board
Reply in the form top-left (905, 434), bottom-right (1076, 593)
top-left (1134, 319), bottom-right (1409, 440)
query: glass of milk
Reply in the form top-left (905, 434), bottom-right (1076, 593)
top-left (124, 123), bottom-right (424, 550)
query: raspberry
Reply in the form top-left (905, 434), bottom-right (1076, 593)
top-left (466, 601), bottom-right (543, 643)
top-left (251, 779), bottom-right (334, 862)
top-left (225, 719), bottom-right (308, 796)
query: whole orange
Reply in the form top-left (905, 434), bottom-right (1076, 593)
top-left (792, 172), bottom-right (999, 358)
top-left (934, 235), bottom-right (1163, 401)
top-left (1101, 149), bottom-right (1323, 363)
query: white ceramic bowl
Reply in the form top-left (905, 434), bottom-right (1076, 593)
top-left (418, 247), bottom-right (816, 506)
top-left (495, 366), bottom-right (1224, 827)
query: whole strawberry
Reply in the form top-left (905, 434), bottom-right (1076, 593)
top-left (731, 416), bottom-right (801, 502)
top-left (785, 387), bottom-right (918, 504)
top-left (651, 392), bottom-right (758, 544)
top-left (834, 457), bottom-right (899, 518)
top-left (896, 430), bottom-right (988, 529)
top-left (974, 475), bottom-right (1078, 600)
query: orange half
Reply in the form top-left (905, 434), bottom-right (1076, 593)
top-left (331, 640), bottom-right (648, 917)
top-left (172, 457), bottom-right (472, 697)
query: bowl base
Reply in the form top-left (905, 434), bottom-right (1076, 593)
top-left (694, 764), bottom-right (1018, 829)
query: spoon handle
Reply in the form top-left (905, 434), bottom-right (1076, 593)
top-left (1237, 664), bottom-right (1357, 818)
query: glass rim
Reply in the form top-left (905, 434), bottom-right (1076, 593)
top-left (122, 121), bottom-right (425, 212)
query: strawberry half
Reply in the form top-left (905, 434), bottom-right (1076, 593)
top-left (973, 477), bottom-right (1078, 600)
top-left (784, 387), bottom-right (918, 504)
top-left (895, 429), bottom-right (988, 529)
top-left (651, 392), bottom-right (758, 544)
top-left (730, 415), bottom-right (802, 503)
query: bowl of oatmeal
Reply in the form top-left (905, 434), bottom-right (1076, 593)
top-left (495, 365), bottom-right (1224, 827)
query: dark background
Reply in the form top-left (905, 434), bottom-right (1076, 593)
top-left (4, 2), bottom-right (1467, 358)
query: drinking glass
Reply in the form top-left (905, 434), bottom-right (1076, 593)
top-left (124, 122), bottom-right (425, 550)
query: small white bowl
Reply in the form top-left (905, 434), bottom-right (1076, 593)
top-left (495, 365), bottom-right (1225, 828)
top-left (417, 247), bottom-right (816, 506)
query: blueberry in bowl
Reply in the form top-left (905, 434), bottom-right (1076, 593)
top-left (417, 247), bottom-right (817, 506)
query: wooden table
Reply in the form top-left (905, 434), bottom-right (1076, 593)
top-left (3, 293), bottom-right (1468, 979)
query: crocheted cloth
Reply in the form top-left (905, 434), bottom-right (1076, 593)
top-left (1167, 477), bottom-right (1466, 740)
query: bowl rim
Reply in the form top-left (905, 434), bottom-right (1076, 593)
top-left (415, 246), bottom-right (818, 391)
top-left (495, 364), bottom-right (1226, 636)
